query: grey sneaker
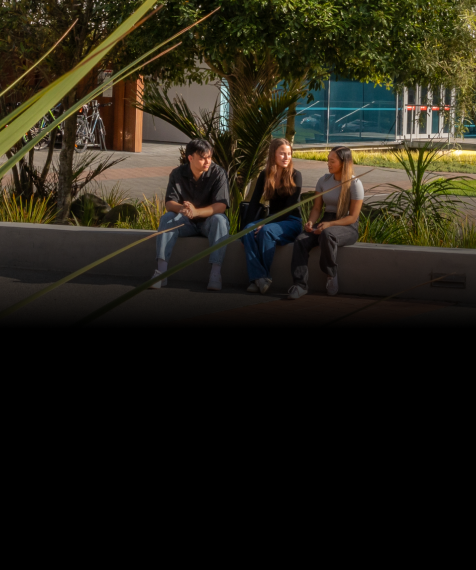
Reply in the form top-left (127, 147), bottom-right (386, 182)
top-left (287, 285), bottom-right (307, 300)
top-left (207, 275), bottom-right (222, 291)
top-left (256, 277), bottom-right (272, 294)
top-left (149, 269), bottom-right (167, 289)
top-left (247, 281), bottom-right (259, 293)
top-left (326, 274), bottom-right (338, 296)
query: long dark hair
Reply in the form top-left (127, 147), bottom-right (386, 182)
top-left (263, 138), bottom-right (296, 200)
top-left (331, 146), bottom-right (354, 219)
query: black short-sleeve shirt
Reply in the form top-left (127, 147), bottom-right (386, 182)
top-left (165, 162), bottom-right (230, 211)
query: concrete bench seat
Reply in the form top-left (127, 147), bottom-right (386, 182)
top-left (0, 222), bottom-right (475, 303)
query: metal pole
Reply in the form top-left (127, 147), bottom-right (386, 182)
top-left (326, 78), bottom-right (330, 147)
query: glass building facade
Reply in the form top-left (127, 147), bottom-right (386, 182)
top-left (274, 76), bottom-right (457, 144)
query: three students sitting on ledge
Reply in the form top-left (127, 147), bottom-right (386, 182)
top-left (151, 138), bottom-right (364, 298)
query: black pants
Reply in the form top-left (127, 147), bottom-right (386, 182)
top-left (291, 213), bottom-right (358, 290)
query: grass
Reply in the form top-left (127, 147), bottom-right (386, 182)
top-left (293, 149), bottom-right (476, 174)
top-left (428, 179), bottom-right (476, 196)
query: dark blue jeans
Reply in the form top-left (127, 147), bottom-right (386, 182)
top-left (242, 216), bottom-right (302, 281)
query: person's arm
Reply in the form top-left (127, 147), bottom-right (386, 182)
top-left (305, 194), bottom-right (323, 232)
top-left (314, 199), bottom-right (363, 233)
top-left (165, 200), bottom-right (185, 214)
top-left (165, 172), bottom-right (186, 214)
top-left (181, 201), bottom-right (226, 219)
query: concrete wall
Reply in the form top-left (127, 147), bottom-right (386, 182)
top-left (1, 222), bottom-right (475, 304)
top-left (142, 80), bottom-right (221, 144)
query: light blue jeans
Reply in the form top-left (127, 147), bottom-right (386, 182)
top-left (156, 212), bottom-right (230, 265)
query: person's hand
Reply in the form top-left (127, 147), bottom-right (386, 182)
top-left (304, 221), bottom-right (314, 233)
top-left (180, 206), bottom-right (193, 219)
top-left (181, 201), bottom-right (197, 219)
top-left (254, 225), bottom-right (263, 235)
top-left (314, 221), bottom-right (331, 234)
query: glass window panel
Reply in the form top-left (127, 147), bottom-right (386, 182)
top-left (329, 77), bottom-right (396, 143)
top-left (407, 110), bottom-right (416, 135)
top-left (445, 88), bottom-right (452, 105)
top-left (431, 111), bottom-right (440, 134)
top-left (397, 92), bottom-right (404, 136)
top-left (279, 81), bottom-right (328, 144)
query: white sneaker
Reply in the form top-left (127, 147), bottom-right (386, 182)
top-left (287, 285), bottom-right (307, 300)
top-left (149, 269), bottom-right (167, 289)
top-left (207, 275), bottom-right (222, 291)
top-left (247, 281), bottom-right (260, 293)
top-left (256, 277), bottom-right (272, 294)
top-left (326, 274), bottom-right (338, 296)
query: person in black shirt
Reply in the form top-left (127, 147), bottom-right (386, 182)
top-left (150, 139), bottom-right (230, 291)
top-left (242, 138), bottom-right (302, 294)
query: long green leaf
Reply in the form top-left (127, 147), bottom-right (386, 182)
top-left (76, 170), bottom-right (374, 326)
top-left (0, 225), bottom-right (183, 322)
top-left (0, 0), bottom-right (157, 156)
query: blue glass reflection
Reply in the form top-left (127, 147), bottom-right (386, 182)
top-left (275, 76), bottom-right (397, 143)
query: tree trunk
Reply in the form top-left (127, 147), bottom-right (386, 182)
top-left (285, 101), bottom-right (297, 145)
top-left (5, 149), bottom-right (22, 195)
top-left (55, 89), bottom-right (77, 224)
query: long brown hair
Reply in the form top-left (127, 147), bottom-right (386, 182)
top-left (331, 146), bottom-right (354, 219)
top-left (263, 138), bottom-right (296, 200)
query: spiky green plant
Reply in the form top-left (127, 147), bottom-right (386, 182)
top-left (370, 141), bottom-right (470, 237)
top-left (0, 189), bottom-right (56, 224)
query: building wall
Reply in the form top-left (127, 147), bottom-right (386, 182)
top-left (142, 80), bottom-right (221, 143)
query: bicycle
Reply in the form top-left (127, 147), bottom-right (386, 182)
top-left (23, 103), bottom-right (63, 150)
top-left (75, 100), bottom-right (112, 153)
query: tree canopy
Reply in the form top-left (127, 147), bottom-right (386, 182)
top-left (126, 0), bottom-right (476, 93)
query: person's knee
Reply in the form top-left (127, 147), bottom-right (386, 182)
top-left (209, 213), bottom-right (229, 232)
top-left (321, 228), bottom-right (336, 243)
top-left (294, 232), bottom-right (310, 248)
top-left (158, 211), bottom-right (178, 229)
top-left (258, 225), bottom-right (274, 241)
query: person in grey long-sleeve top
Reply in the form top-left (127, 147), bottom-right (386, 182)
top-left (288, 146), bottom-right (364, 299)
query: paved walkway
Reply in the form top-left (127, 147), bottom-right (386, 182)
top-left (7, 141), bottom-right (476, 200)
top-left (1, 268), bottom-right (474, 327)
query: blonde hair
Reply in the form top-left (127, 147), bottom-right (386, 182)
top-left (330, 146), bottom-right (354, 219)
top-left (263, 138), bottom-right (296, 200)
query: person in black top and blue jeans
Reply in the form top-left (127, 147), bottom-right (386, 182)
top-left (242, 138), bottom-right (302, 294)
top-left (151, 139), bottom-right (230, 291)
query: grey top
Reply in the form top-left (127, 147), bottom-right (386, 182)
top-left (316, 173), bottom-right (365, 213)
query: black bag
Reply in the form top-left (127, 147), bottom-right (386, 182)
top-left (238, 202), bottom-right (269, 232)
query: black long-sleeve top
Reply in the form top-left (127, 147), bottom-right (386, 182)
top-left (246, 169), bottom-right (302, 225)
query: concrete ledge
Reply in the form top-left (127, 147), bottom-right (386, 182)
top-left (1, 222), bottom-right (475, 303)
